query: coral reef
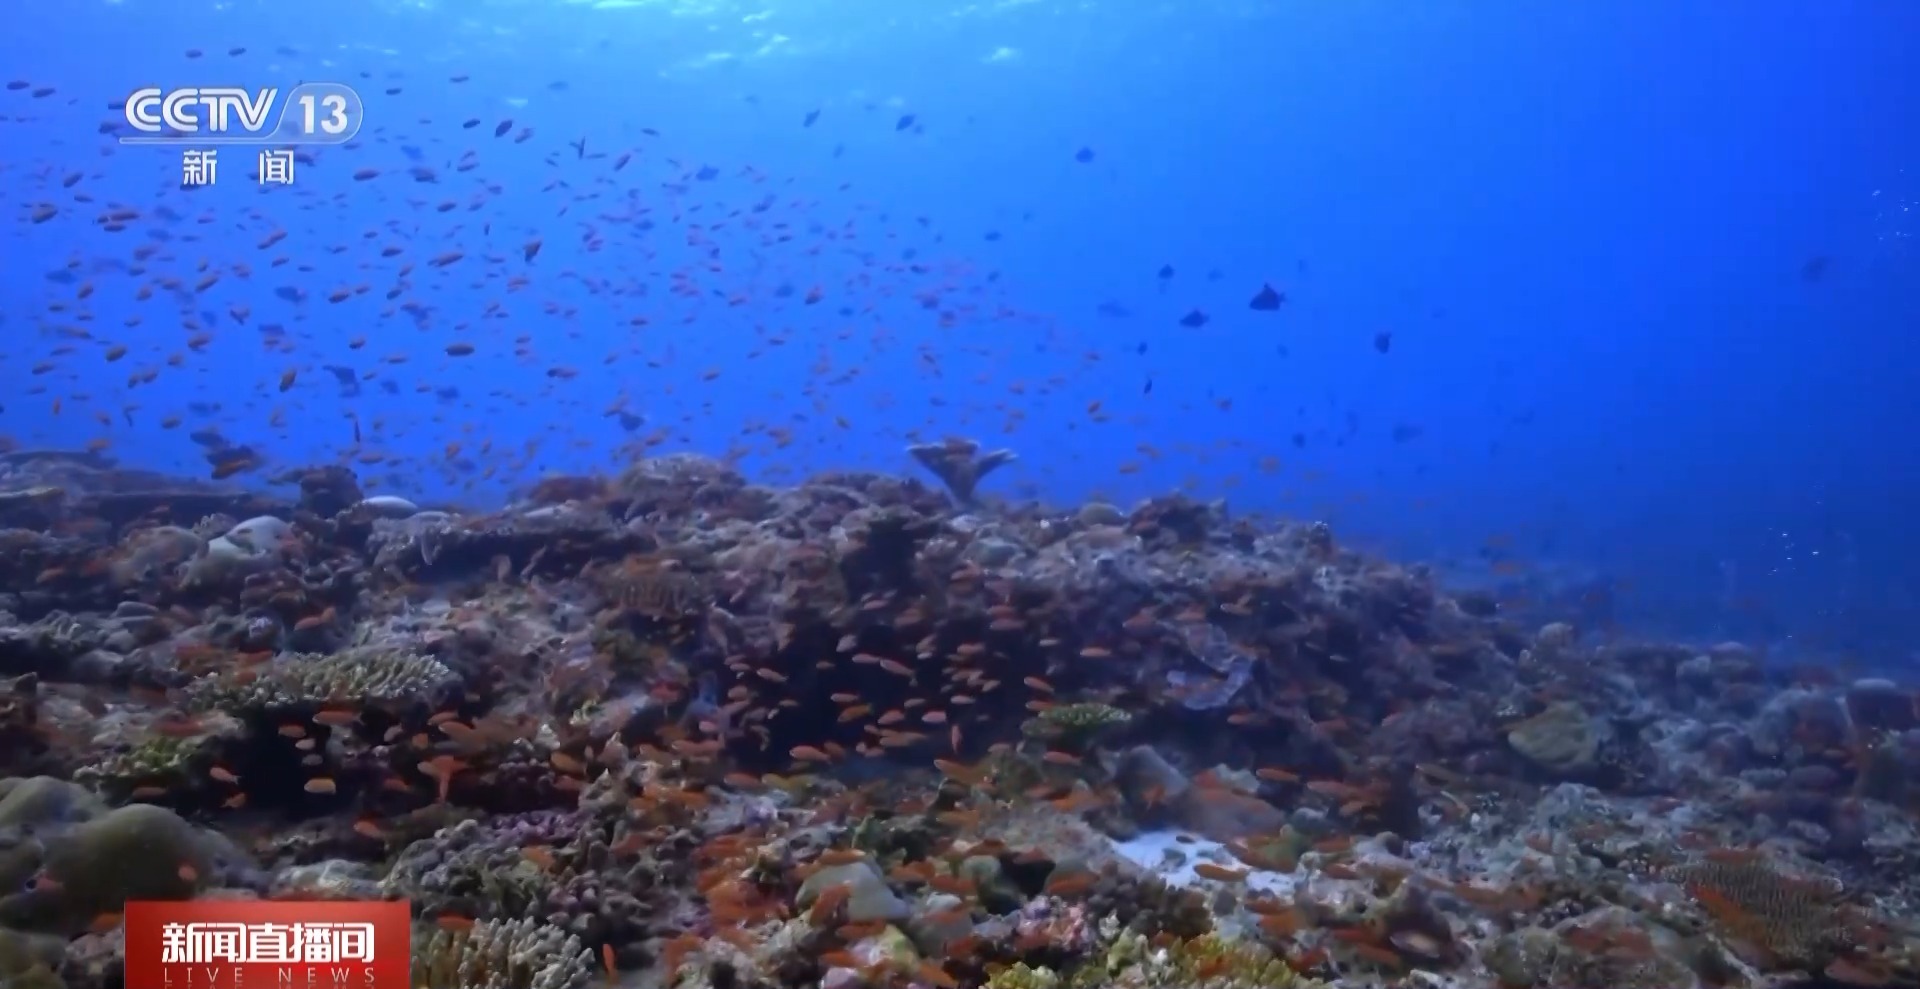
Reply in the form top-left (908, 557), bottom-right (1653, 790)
top-left (0, 446), bottom-right (1915, 989)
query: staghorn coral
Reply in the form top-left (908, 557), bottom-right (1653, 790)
top-left (183, 647), bottom-right (459, 713)
top-left (410, 917), bottom-right (595, 989)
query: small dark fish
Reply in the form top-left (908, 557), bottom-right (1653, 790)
top-left (5, 81), bottom-right (29, 91)
top-left (1074, 146), bottom-right (1094, 163)
top-left (185, 48), bottom-right (203, 58)
top-left (895, 114), bottom-right (916, 131)
top-left (547, 80), bottom-right (570, 91)
top-left (273, 286), bottom-right (305, 303)
top-left (803, 109), bottom-right (820, 127)
top-left (228, 47), bottom-right (247, 56)
top-left (695, 165), bottom-right (719, 181)
top-left (187, 429), bottom-right (229, 449)
top-left (1178, 309), bottom-right (1209, 328)
top-left (569, 137), bottom-right (586, 159)
top-left (1248, 283), bottom-right (1285, 311)
top-left (1156, 264), bottom-right (1174, 280)
top-left (399, 145), bottom-right (424, 162)
top-left (1391, 423), bottom-right (1423, 443)
top-left (1292, 432), bottom-right (1306, 448)
top-left (1373, 331), bottom-right (1392, 354)
top-left (1143, 378), bottom-right (1153, 395)
top-left (616, 411), bottom-right (644, 432)
top-left (1800, 254), bottom-right (1830, 282)
top-left (323, 365), bottom-right (358, 383)
top-left (1135, 342), bottom-right (1147, 355)
top-left (493, 119), bottom-right (512, 137)
top-left (461, 118), bottom-right (480, 129)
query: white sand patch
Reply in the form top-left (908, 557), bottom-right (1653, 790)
top-left (1110, 830), bottom-right (1304, 900)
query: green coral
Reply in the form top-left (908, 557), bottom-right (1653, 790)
top-left (0, 927), bottom-right (65, 986)
top-left (987, 962), bottom-right (1061, 989)
top-left (0, 804), bottom-right (228, 936)
top-left (1072, 927), bottom-right (1308, 989)
top-left (1023, 702), bottom-right (1132, 744)
top-left (185, 648), bottom-right (460, 714)
top-left (411, 917), bottom-right (595, 989)
top-left (74, 734), bottom-right (219, 796)
top-left (0, 778), bottom-right (102, 832)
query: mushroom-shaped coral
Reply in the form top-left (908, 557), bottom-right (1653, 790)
top-left (907, 437), bottom-right (1016, 507)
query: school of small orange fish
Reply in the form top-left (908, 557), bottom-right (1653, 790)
top-left (0, 443), bottom-right (1916, 989)
top-left (4, 52), bottom-right (1920, 989)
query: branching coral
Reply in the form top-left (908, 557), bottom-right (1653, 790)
top-left (183, 648), bottom-right (459, 713)
top-left (73, 733), bottom-right (219, 797)
top-left (410, 917), bottom-right (596, 989)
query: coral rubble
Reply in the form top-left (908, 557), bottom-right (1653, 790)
top-left (0, 445), bottom-right (1916, 989)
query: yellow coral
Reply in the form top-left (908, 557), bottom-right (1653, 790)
top-left (1170, 932), bottom-right (1301, 988)
top-left (986, 962), bottom-right (1061, 989)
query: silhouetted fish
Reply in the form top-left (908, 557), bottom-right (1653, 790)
top-left (803, 109), bottom-right (820, 127)
top-left (1179, 309), bottom-right (1209, 328)
top-left (1248, 283), bottom-right (1285, 310)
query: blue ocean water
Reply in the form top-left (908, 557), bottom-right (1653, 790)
top-left (1, 1), bottom-right (1915, 662)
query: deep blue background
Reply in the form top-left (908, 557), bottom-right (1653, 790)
top-left (2, 0), bottom-right (1916, 661)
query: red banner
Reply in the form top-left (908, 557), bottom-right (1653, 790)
top-left (123, 900), bottom-right (411, 989)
